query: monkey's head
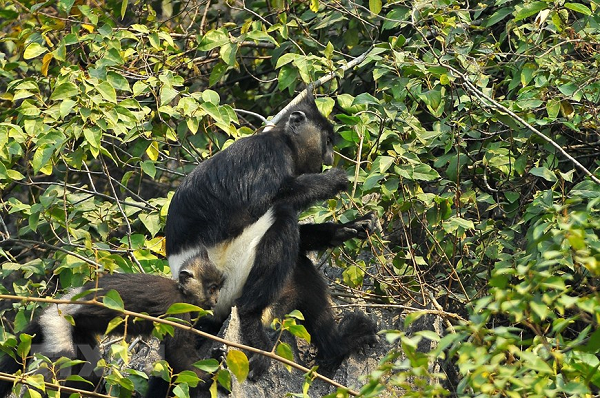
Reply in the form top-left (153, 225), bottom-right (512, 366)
top-left (178, 252), bottom-right (225, 309)
top-left (282, 93), bottom-right (335, 174)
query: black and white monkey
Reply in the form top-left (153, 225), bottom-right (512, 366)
top-left (0, 253), bottom-right (224, 398)
top-left (165, 94), bottom-right (378, 380)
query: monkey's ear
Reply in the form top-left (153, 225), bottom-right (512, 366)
top-left (179, 269), bottom-right (193, 283)
top-left (288, 110), bottom-right (306, 133)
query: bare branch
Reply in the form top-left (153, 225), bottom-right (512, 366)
top-left (264, 47), bottom-right (376, 130)
top-left (446, 64), bottom-right (600, 185)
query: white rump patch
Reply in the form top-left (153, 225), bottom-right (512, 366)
top-left (168, 208), bottom-right (275, 320)
top-left (38, 287), bottom-right (83, 357)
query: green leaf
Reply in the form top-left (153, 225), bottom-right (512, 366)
top-left (103, 290), bottom-right (125, 311)
top-left (564, 2), bottom-right (592, 15)
top-left (120, 0), bottom-right (128, 19)
top-left (198, 29), bottom-right (229, 51)
top-left (160, 85), bottom-right (179, 106)
top-left (173, 382), bottom-right (190, 398)
top-left (83, 127), bottom-right (102, 149)
top-left (285, 310), bottom-right (305, 321)
top-left (24, 43), bottom-right (47, 59)
top-left (277, 65), bottom-right (297, 92)
top-left (342, 265), bottom-right (365, 288)
top-left (276, 342), bottom-right (293, 372)
top-left (139, 212), bottom-right (161, 237)
top-left (275, 53), bottom-right (297, 69)
top-left (50, 82), bottom-right (79, 100)
top-left (58, 0), bottom-right (76, 14)
top-left (202, 90), bottom-right (220, 105)
top-left (193, 358), bottom-right (220, 373)
top-left (226, 350), bottom-right (249, 383)
top-left (369, 0), bottom-right (382, 15)
top-left (220, 43), bottom-right (237, 66)
top-left (174, 370), bottom-right (200, 386)
top-left (530, 167), bottom-right (557, 182)
top-left (209, 62), bottom-right (228, 86)
top-left (105, 316), bottom-right (125, 334)
top-left (546, 98), bottom-right (560, 120)
top-left (108, 72), bottom-right (131, 91)
top-left (484, 7), bottom-right (514, 27)
top-left (514, 2), bottom-right (547, 21)
top-left (287, 324), bottom-right (311, 343)
top-left (31, 145), bottom-right (54, 175)
top-left (17, 334), bottom-right (33, 357)
top-left (24, 374), bottom-right (46, 392)
top-left (96, 81), bottom-right (117, 103)
top-left (166, 303), bottom-right (204, 314)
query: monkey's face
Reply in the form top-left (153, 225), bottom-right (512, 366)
top-left (203, 282), bottom-right (221, 309)
top-left (287, 110), bottom-right (335, 174)
top-left (178, 257), bottom-right (224, 309)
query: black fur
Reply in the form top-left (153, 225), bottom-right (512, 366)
top-left (166, 94), bottom-right (378, 380)
top-left (0, 254), bottom-right (223, 398)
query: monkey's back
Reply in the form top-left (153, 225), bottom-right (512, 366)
top-left (70, 273), bottom-right (188, 336)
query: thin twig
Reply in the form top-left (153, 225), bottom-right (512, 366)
top-left (100, 157), bottom-right (145, 273)
top-left (0, 372), bottom-right (112, 398)
top-left (445, 64), bottom-right (600, 185)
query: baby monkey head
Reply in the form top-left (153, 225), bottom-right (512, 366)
top-left (178, 252), bottom-right (224, 309)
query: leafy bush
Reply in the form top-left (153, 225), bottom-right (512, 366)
top-left (1, 0), bottom-right (599, 396)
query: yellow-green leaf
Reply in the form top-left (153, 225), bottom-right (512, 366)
top-left (120, 0), bottom-right (128, 19)
top-left (24, 43), bottom-right (48, 60)
top-left (146, 141), bottom-right (159, 161)
top-left (226, 350), bottom-right (249, 383)
top-left (275, 342), bottom-right (293, 372)
top-left (103, 290), bottom-right (124, 311)
top-left (96, 81), bottom-right (117, 103)
top-left (369, 0), bottom-right (382, 15)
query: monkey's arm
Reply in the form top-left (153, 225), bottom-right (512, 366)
top-left (275, 168), bottom-right (348, 211)
top-left (299, 212), bottom-right (377, 252)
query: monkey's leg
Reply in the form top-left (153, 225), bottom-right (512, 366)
top-left (235, 204), bottom-right (300, 381)
top-left (145, 321), bottom-right (213, 398)
top-left (289, 256), bottom-right (378, 371)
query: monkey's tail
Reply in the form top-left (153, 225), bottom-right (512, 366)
top-left (0, 321), bottom-right (43, 398)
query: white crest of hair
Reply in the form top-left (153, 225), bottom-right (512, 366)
top-left (168, 208), bottom-right (275, 320)
top-left (38, 287), bottom-right (83, 357)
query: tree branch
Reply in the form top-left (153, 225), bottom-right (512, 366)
top-left (445, 64), bottom-right (600, 185)
top-left (264, 47), bottom-right (375, 130)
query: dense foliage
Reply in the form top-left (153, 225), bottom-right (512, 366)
top-left (1, 0), bottom-right (599, 397)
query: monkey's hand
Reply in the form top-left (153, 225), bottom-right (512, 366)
top-left (329, 212), bottom-right (378, 246)
top-left (322, 167), bottom-right (350, 193)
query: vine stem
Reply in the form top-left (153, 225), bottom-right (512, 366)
top-left (445, 64), bottom-right (600, 185)
top-left (0, 294), bottom-right (359, 396)
top-left (265, 46), bottom-right (375, 130)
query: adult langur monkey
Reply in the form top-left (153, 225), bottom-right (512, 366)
top-left (166, 93), bottom-right (377, 380)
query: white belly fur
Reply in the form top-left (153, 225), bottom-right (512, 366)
top-left (168, 208), bottom-right (275, 320)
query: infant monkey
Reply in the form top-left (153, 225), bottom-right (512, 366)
top-left (0, 252), bottom-right (224, 398)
